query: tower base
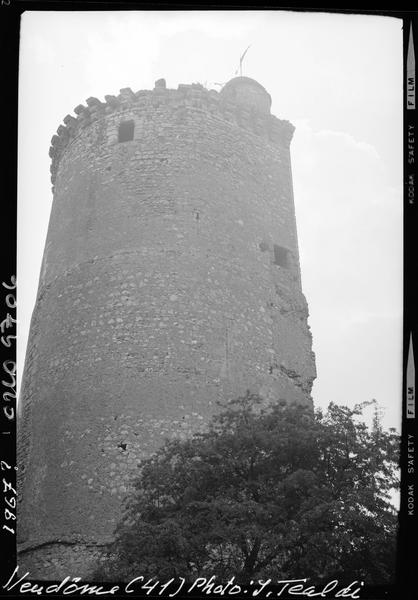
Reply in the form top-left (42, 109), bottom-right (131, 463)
top-left (17, 539), bottom-right (110, 581)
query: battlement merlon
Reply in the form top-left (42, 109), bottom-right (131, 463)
top-left (48, 77), bottom-right (295, 187)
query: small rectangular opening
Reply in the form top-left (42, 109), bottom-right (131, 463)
top-left (118, 120), bottom-right (135, 143)
top-left (273, 244), bottom-right (290, 268)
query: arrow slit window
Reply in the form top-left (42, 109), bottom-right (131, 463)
top-left (273, 244), bottom-right (290, 268)
top-left (118, 120), bottom-right (135, 143)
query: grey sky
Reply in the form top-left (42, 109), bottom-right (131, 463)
top-left (18, 11), bottom-right (403, 429)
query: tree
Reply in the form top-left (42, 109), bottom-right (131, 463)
top-left (96, 393), bottom-right (399, 584)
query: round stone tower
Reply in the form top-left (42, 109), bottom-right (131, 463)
top-left (18, 77), bottom-right (316, 578)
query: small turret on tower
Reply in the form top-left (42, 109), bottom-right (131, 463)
top-left (220, 76), bottom-right (272, 114)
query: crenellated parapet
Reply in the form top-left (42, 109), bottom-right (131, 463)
top-left (49, 78), bottom-right (295, 188)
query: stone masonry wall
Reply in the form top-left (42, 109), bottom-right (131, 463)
top-left (18, 78), bottom-right (316, 579)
